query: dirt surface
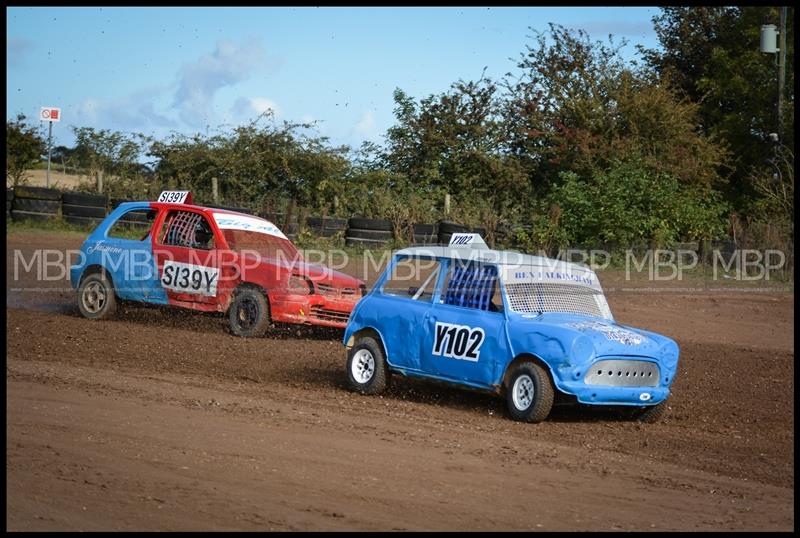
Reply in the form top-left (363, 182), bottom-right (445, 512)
top-left (6, 233), bottom-right (795, 531)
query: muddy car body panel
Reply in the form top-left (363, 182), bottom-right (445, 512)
top-left (70, 193), bottom-right (364, 328)
top-left (344, 234), bottom-right (679, 407)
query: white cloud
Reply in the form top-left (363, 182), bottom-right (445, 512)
top-left (7, 36), bottom-right (34, 68)
top-left (73, 87), bottom-right (178, 133)
top-left (173, 39), bottom-right (265, 127)
top-left (354, 110), bottom-right (376, 137)
top-left (232, 96), bottom-right (279, 117)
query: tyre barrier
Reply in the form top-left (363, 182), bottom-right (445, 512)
top-left (12, 186), bottom-right (61, 201)
top-left (437, 220), bottom-right (470, 244)
top-left (345, 228), bottom-right (393, 241)
top-left (306, 216), bottom-right (347, 237)
top-left (62, 192), bottom-right (108, 207)
top-left (411, 223), bottom-right (438, 244)
top-left (345, 217), bottom-right (394, 249)
top-left (11, 187), bottom-right (61, 222)
top-left (347, 217), bottom-right (393, 232)
top-left (6, 188), bottom-right (14, 219)
top-left (61, 191), bottom-right (109, 229)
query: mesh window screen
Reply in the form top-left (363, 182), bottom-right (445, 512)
top-left (505, 282), bottom-right (607, 318)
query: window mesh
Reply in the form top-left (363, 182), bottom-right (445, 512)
top-left (505, 282), bottom-right (607, 318)
top-left (162, 211), bottom-right (206, 248)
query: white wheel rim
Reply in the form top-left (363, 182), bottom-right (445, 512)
top-left (512, 374), bottom-right (534, 410)
top-left (351, 349), bottom-right (375, 384)
top-left (82, 281), bottom-right (107, 314)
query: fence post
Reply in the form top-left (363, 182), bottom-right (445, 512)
top-left (212, 177), bottom-right (219, 204)
top-left (96, 170), bottom-right (104, 194)
top-left (444, 193), bottom-right (451, 216)
top-left (333, 195), bottom-right (339, 212)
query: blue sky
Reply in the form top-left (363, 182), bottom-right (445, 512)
top-left (7, 6), bottom-right (661, 150)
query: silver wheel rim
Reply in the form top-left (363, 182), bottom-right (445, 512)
top-left (512, 374), bottom-right (534, 410)
top-left (81, 281), bottom-right (107, 314)
top-left (351, 349), bottom-right (375, 384)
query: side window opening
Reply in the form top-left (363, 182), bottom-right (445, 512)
top-left (382, 257), bottom-right (441, 302)
top-left (107, 209), bottom-right (157, 240)
top-left (441, 261), bottom-right (502, 312)
top-left (159, 210), bottom-right (215, 250)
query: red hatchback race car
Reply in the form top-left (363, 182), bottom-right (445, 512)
top-left (69, 191), bottom-right (365, 336)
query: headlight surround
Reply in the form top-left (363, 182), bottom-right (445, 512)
top-left (288, 275), bottom-right (314, 295)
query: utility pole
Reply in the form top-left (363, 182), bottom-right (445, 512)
top-left (46, 120), bottom-right (53, 188)
top-left (39, 107), bottom-right (61, 188)
top-left (777, 6), bottom-right (787, 142)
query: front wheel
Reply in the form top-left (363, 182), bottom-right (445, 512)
top-left (629, 401), bottom-right (669, 423)
top-left (228, 288), bottom-right (270, 337)
top-left (346, 336), bottom-right (389, 395)
top-left (505, 361), bottom-right (554, 423)
top-left (77, 272), bottom-right (117, 320)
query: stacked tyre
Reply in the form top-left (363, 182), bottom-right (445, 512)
top-left (6, 189), bottom-right (13, 219)
top-left (259, 212), bottom-right (299, 239)
top-left (412, 223), bottom-right (438, 244)
top-left (306, 216), bottom-right (347, 237)
top-left (345, 217), bottom-right (393, 249)
top-left (62, 192), bottom-right (108, 228)
top-left (110, 198), bottom-right (150, 229)
top-left (11, 186), bottom-right (61, 222)
top-left (437, 220), bottom-right (470, 244)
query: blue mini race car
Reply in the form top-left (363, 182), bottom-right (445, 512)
top-left (343, 234), bottom-right (679, 423)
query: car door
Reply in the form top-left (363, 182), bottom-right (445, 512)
top-left (95, 204), bottom-right (163, 303)
top-left (372, 255), bottom-right (443, 370)
top-left (420, 260), bottom-right (507, 386)
top-left (153, 208), bottom-right (222, 306)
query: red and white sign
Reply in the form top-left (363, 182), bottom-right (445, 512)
top-left (40, 107), bottom-right (61, 122)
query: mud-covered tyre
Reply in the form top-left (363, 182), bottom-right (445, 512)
top-left (346, 336), bottom-right (389, 395)
top-left (630, 401), bottom-right (668, 423)
top-left (505, 361), bottom-right (554, 423)
top-left (228, 288), bottom-right (270, 337)
top-left (77, 272), bottom-right (117, 320)
top-left (347, 217), bottom-right (393, 232)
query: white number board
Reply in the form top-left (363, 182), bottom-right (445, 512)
top-left (157, 191), bottom-right (192, 204)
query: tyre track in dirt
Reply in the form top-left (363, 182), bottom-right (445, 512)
top-left (6, 233), bottom-right (795, 530)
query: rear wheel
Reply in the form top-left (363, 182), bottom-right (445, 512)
top-left (505, 361), bottom-right (554, 423)
top-left (77, 272), bottom-right (117, 320)
top-left (228, 288), bottom-right (270, 337)
top-left (346, 336), bottom-right (389, 395)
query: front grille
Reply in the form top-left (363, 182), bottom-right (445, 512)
top-left (505, 282), bottom-right (607, 319)
top-left (316, 283), bottom-right (358, 299)
top-left (310, 305), bottom-right (350, 323)
top-left (317, 283), bottom-right (336, 295)
top-left (584, 360), bottom-right (660, 387)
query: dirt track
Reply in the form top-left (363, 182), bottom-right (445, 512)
top-left (5, 233), bottom-right (795, 531)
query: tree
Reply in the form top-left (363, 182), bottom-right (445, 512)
top-left (6, 114), bottom-right (45, 186)
top-left (503, 24), bottom-right (730, 194)
top-left (72, 127), bottom-right (148, 180)
top-left (642, 7), bottom-right (795, 208)
top-left (381, 77), bottom-right (529, 237)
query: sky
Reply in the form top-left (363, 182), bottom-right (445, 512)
top-left (6, 6), bottom-right (662, 151)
